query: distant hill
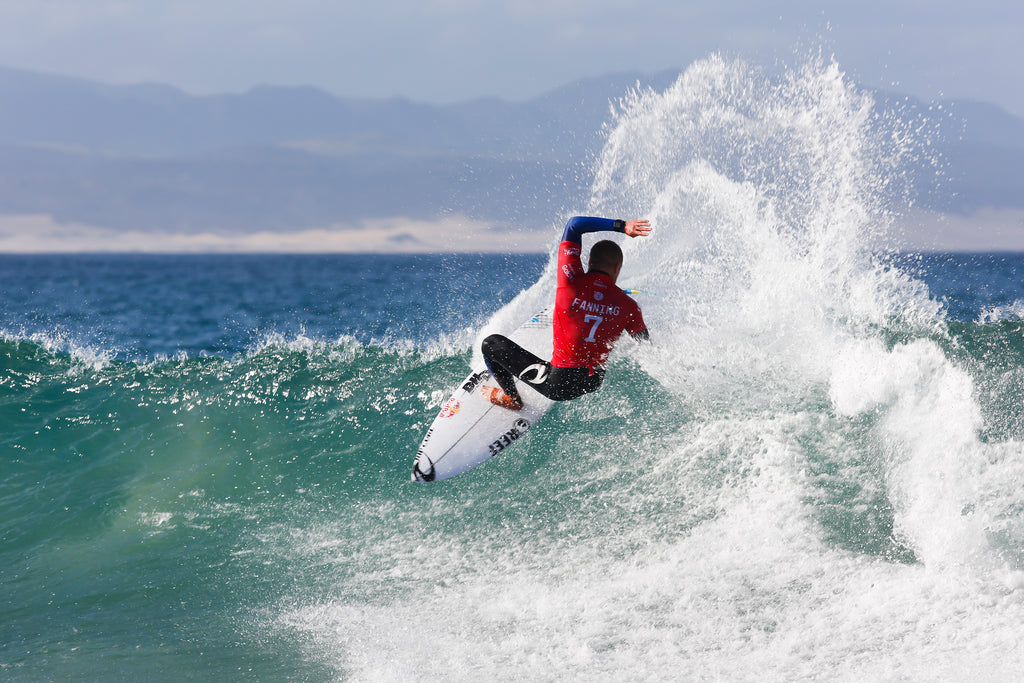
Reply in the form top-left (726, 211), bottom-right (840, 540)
top-left (0, 66), bottom-right (1022, 234)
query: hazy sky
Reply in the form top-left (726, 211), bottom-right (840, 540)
top-left (0, 1), bottom-right (1021, 115)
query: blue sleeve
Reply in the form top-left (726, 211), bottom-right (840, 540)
top-left (560, 216), bottom-right (625, 245)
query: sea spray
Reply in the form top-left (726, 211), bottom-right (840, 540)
top-left (583, 53), bottom-right (1024, 592)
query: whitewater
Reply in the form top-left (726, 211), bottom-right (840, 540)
top-left (3, 55), bottom-right (1024, 681)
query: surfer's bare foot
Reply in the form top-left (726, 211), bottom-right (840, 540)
top-left (481, 385), bottom-right (523, 410)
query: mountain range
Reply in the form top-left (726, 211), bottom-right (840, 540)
top-left (1, 65), bottom-right (1022, 239)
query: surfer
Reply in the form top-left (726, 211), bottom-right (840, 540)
top-left (481, 216), bottom-right (651, 409)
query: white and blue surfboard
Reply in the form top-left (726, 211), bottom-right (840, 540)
top-left (412, 307), bottom-right (555, 482)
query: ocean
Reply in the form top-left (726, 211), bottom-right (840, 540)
top-left (4, 55), bottom-right (1024, 681)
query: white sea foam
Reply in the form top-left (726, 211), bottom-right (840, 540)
top-left (978, 299), bottom-right (1024, 323)
top-left (0, 328), bottom-right (117, 371)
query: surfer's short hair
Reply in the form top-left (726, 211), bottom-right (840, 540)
top-left (589, 240), bottom-right (623, 272)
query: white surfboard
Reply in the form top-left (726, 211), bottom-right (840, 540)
top-left (411, 307), bottom-right (555, 482)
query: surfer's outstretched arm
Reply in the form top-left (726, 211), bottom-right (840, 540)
top-left (561, 216), bottom-right (651, 244)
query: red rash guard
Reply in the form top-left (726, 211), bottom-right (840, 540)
top-left (551, 216), bottom-right (647, 370)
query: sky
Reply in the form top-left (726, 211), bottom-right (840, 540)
top-left (0, 1), bottom-right (1021, 116)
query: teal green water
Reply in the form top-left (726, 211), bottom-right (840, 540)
top-left (1, 341), bottom-right (417, 678)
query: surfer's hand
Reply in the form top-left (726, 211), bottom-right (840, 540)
top-left (623, 220), bottom-right (651, 238)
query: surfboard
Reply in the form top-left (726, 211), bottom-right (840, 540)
top-left (411, 307), bottom-right (555, 482)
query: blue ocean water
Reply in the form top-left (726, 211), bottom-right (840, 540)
top-left (0, 253), bottom-right (543, 360)
top-left (5, 55), bottom-right (1024, 681)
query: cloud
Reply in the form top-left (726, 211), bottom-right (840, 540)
top-left (7, 209), bottom-right (1023, 254)
top-left (0, 214), bottom-right (550, 254)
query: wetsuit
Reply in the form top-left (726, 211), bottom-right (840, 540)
top-left (482, 216), bottom-right (648, 402)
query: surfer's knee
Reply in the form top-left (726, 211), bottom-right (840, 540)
top-left (481, 334), bottom-right (507, 356)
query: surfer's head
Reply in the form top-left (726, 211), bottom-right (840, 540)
top-left (588, 240), bottom-right (623, 281)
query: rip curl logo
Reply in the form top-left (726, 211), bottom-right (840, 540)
top-left (519, 363), bottom-right (549, 385)
top-left (439, 398), bottom-right (461, 418)
top-left (413, 430), bottom-right (436, 482)
top-left (412, 454), bottom-right (436, 482)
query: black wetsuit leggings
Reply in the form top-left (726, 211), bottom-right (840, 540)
top-left (481, 334), bottom-right (604, 402)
